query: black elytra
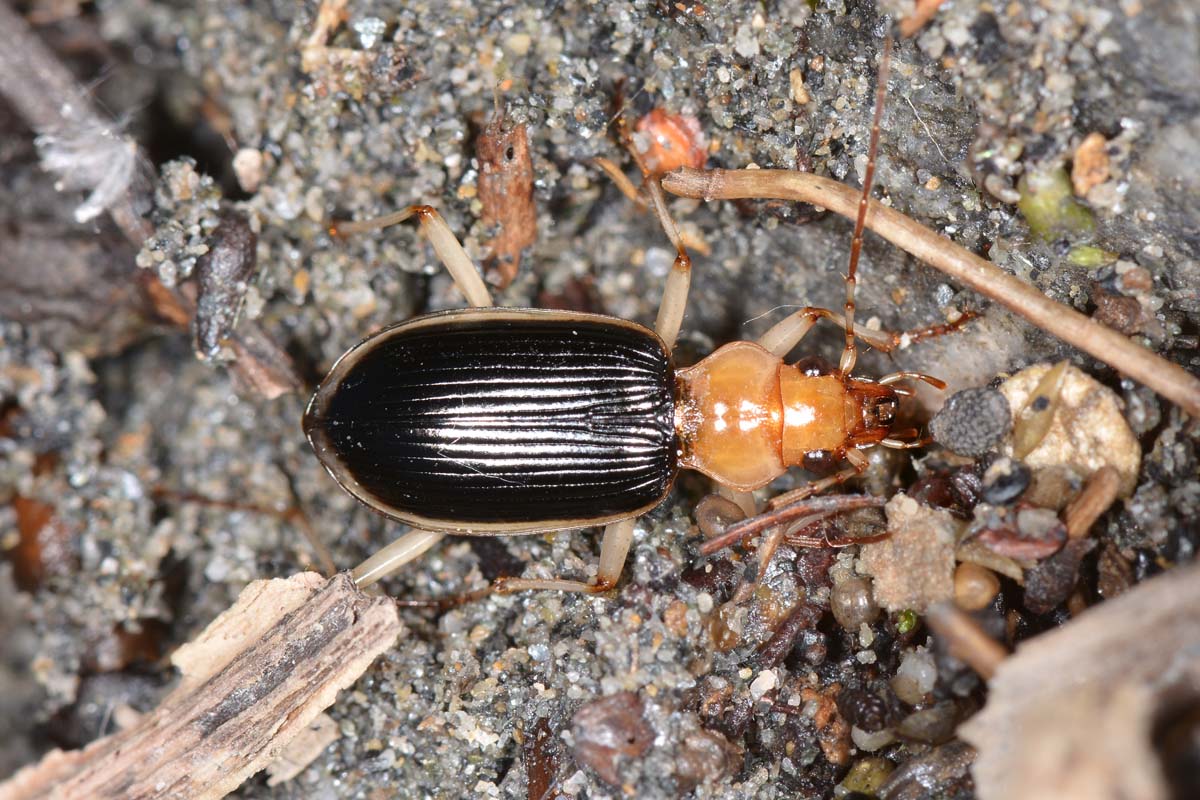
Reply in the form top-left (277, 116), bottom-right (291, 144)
top-left (304, 309), bottom-right (679, 533)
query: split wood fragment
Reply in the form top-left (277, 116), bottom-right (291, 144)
top-left (960, 561), bottom-right (1200, 800)
top-left (0, 573), bottom-right (402, 800)
top-left (662, 168), bottom-right (1200, 418)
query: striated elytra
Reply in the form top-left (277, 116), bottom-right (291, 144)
top-left (304, 308), bottom-right (678, 534)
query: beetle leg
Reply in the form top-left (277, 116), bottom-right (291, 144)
top-left (838, 37), bottom-right (893, 377)
top-left (757, 306), bottom-right (897, 358)
top-left (332, 205), bottom-right (492, 308)
top-left (351, 528), bottom-right (445, 588)
top-left (362, 519), bottom-right (638, 600)
top-left (608, 120), bottom-right (695, 354)
top-left (765, 448), bottom-right (871, 510)
top-left (878, 370), bottom-right (947, 389)
top-left (718, 485), bottom-right (758, 518)
top-left (593, 156), bottom-right (644, 206)
top-left (495, 517), bottom-right (636, 595)
top-left (645, 180), bottom-right (693, 354)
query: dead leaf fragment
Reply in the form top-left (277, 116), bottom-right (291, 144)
top-left (477, 112), bottom-right (536, 288)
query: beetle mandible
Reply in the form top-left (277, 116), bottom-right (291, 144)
top-left (304, 37), bottom-right (943, 594)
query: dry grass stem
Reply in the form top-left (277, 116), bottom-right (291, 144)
top-left (662, 168), bottom-right (1200, 418)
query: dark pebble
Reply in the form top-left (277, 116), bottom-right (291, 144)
top-left (836, 687), bottom-right (893, 733)
top-left (981, 458), bottom-right (1031, 505)
top-left (1024, 538), bottom-right (1096, 614)
top-left (571, 691), bottom-right (654, 788)
top-left (879, 740), bottom-right (976, 800)
top-left (929, 387), bottom-right (1012, 458)
top-left (193, 211), bottom-right (258, 361)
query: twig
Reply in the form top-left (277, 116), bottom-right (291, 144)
top-left (0, 573), bottom-right (402, 800)
top-left (699, 493), bottom-right (885, 555)
top-left (662, 167), bottom-right (1200, 418)
top-left (898, 0), bottom-right (948, 38)
top-left (925, 602), bottom-right (1008, 680)
top-left (1064, 466), bottom-right (1121, 539)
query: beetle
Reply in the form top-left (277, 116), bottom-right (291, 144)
top-left (305, 39), bottom-right (942, 594)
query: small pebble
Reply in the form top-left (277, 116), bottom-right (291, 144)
top-left (571, 692), bottom-right (654, 788)
top-left (694, 494), bottom-right (746, 540)
top-left (892, 649), bottom-right (937, 706)
top-left (896, 701), bottom-right (960, 745)
top-left (749, 669), bottom-right (776, 700)
top-left (232, 148), bottom-right (264, 193)
top-left (663, 599), bottom-right (689, 638)
top-left (673, 724), bottom-right (740, 793)
top-left (953, 562), bottom-right (1000, 611)
top-left (929, 387), bottom-right (1012, 458)
top-left (830, 577), bottom-right (880, 630)
top-left (851, 725), bottom-right (895, 752)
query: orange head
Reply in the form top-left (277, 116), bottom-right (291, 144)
top-left (843, 378), bottom-right (900, 447)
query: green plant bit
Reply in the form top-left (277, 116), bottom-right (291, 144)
top-left (1017, 167), bottom-right (1096, 241)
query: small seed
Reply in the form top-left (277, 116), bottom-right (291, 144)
top-left (694, 494), bottom-right (747, 540)
top-left (831, 577), bottom-right (880, 630)
top-left (954, 562), bottom-right (1000, 611)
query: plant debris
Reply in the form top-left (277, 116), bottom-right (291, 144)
top-left (960, 562), bottom-right (1200, 800)
top-left (0, 573), bottom-right (402, 799)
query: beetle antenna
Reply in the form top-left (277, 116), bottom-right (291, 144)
top-left (839, 34), bottom-right (893, 377)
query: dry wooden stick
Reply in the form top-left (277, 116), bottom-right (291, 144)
top-left (924, 602), bottom-right (1008, 680)
top-left (0, 573), bottom-right (402, 800)
top-left (898, 0), bottom-right (948, 38)
top-left (662, 168), bottom-right (1200, 418)
top-left (1064, 466), bottom-right (1122, 539)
